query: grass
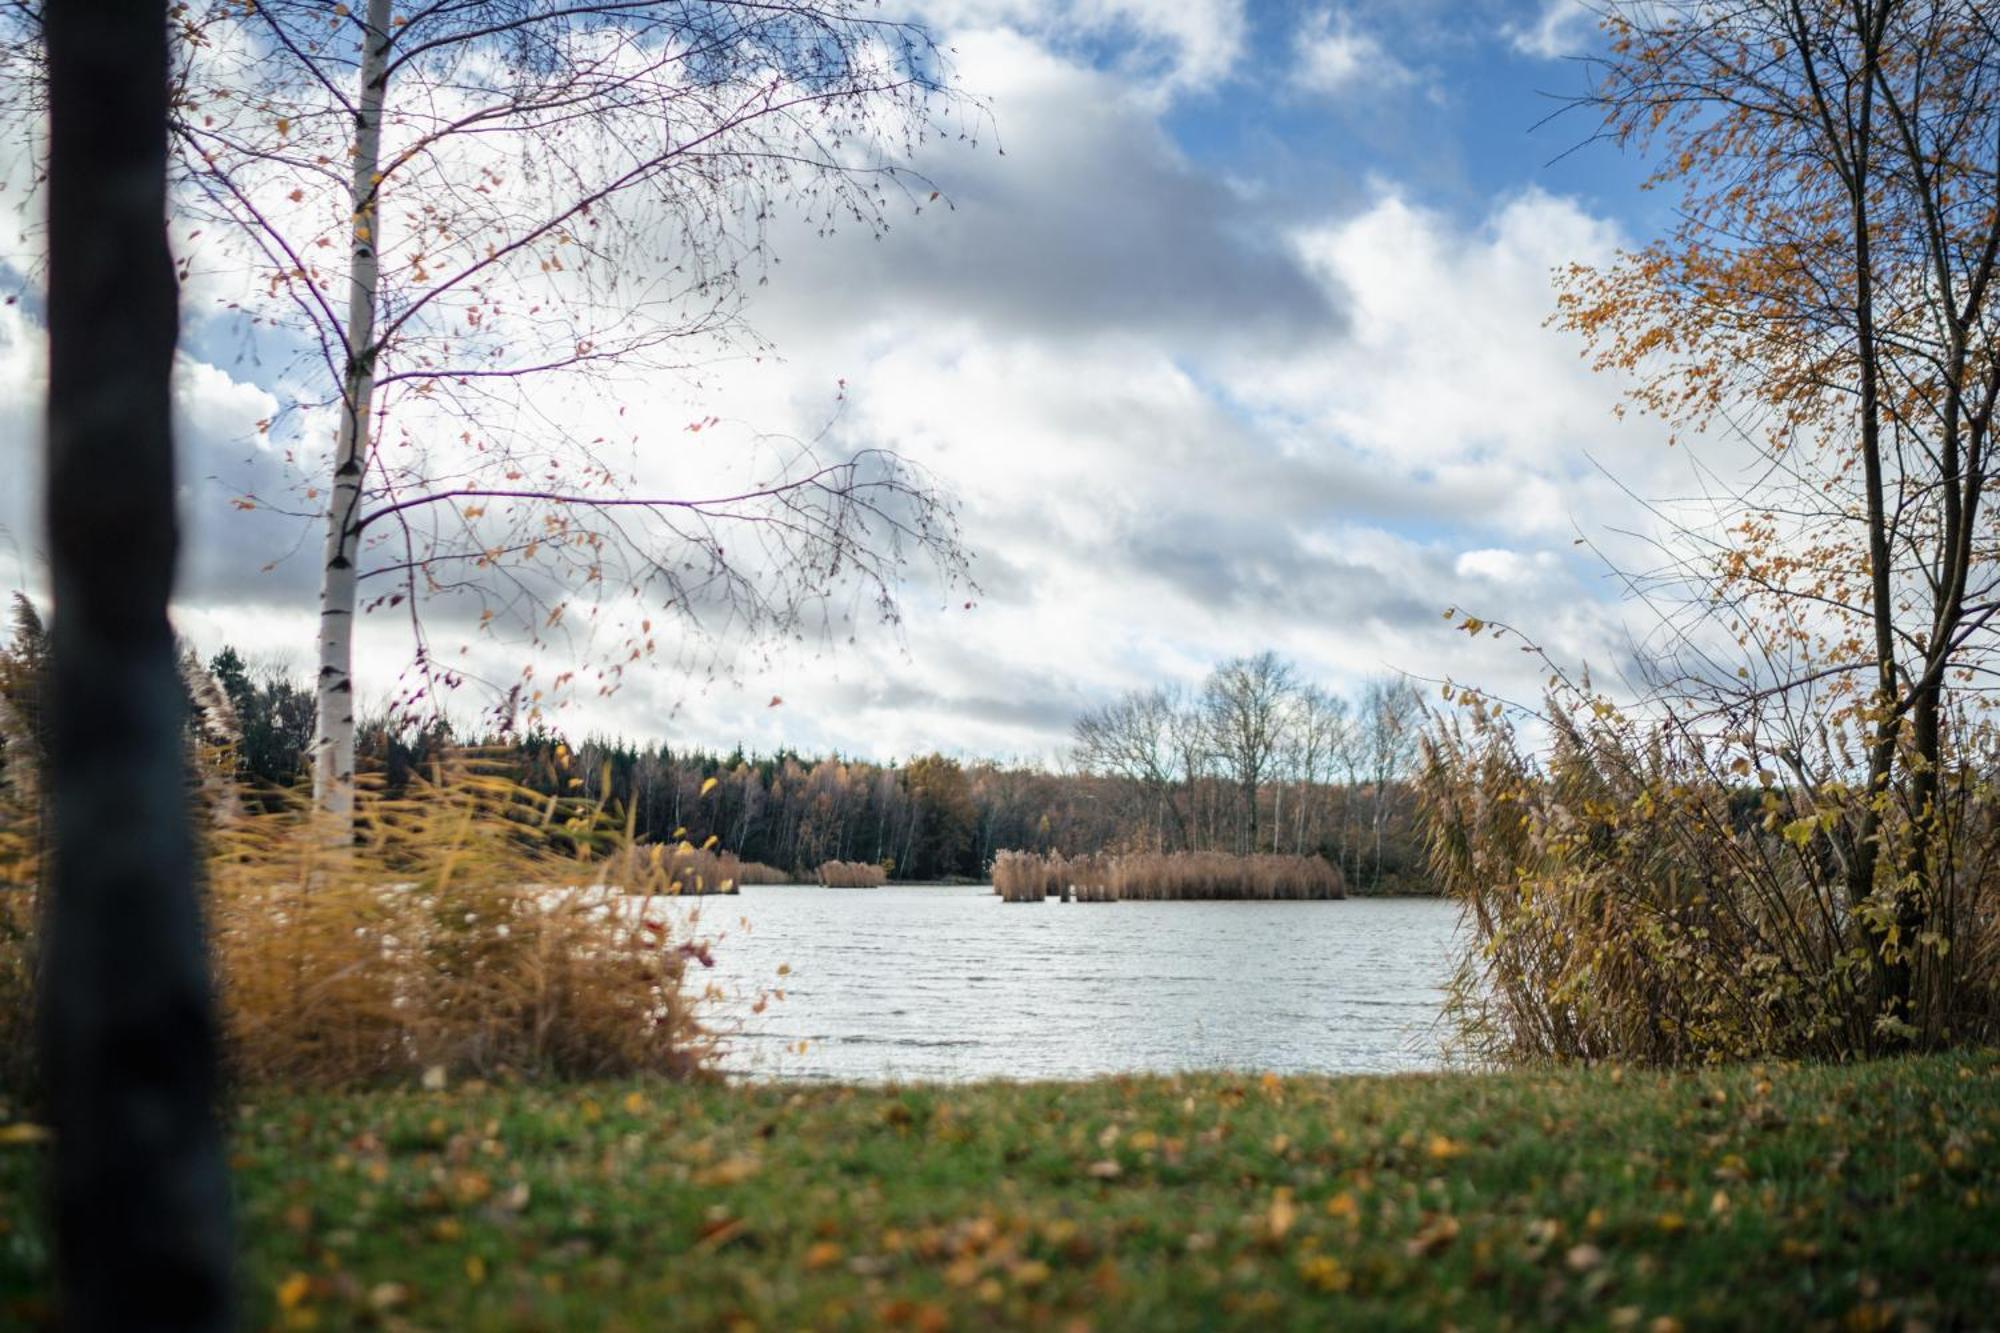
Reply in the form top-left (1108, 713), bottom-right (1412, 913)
top-left (3, 1054), bottom-right (1996, 1330)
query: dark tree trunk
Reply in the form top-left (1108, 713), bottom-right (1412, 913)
top-left (38, 3), bottom-right (236, 1328)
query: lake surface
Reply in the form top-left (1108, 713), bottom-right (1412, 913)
top-left (669, 884), bottom-right (1464, 1083)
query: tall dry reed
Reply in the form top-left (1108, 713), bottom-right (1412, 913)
top-left (817, 859), bottom-right (887, 887)
top-left (992, 849), bottom-right (1344, 902)
top-left (1422, 696), bottom-right (2000, 1065)
top-left (1, 749), bottom-right (719, 1096)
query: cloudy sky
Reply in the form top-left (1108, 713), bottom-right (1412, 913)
top-left (0, 0), bottom-right (1711, 764)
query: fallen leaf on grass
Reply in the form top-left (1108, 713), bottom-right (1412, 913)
top-left (0, 1123), bottom-right (50, 1146)
top-left (1406, 1214), bottom-right (1461, 1258)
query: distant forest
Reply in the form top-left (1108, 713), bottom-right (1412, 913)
top-left (1, 616), bottom-right (1425, 892)
top-left (193, 645), bottom-right (1428, 892)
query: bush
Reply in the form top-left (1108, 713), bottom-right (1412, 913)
top-left (1421, 694), bottom-right (2000, 1065)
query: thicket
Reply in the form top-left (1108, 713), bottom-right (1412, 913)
top-left (1423, 691), bottom-right (2000, 1064)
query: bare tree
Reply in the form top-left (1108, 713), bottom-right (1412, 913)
top-left (1072, 684), bottom-right (1191, 850)
top-left (1360, 674), bottom-right (1421, 881)
top-left (1, 2), bottom-right (983, 819)
top-left (1202, 652), bottom-right (1298, 854)
top-left (1282, 685), bottom-right (1349, 856)
top-left (38, 1), bottom-right (233, 1324)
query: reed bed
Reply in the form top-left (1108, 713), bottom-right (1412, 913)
top-left (598, 843), bottom-right (743, 896)
top-left (816, 859), bottom-right (887, 887)
top-left (992, 848), bottom-right (1062, 902)
top-left (992, 849), bottom-right (1344, 902)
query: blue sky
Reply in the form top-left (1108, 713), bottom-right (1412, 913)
top-left (0, 0), bottom-right (1699, 762)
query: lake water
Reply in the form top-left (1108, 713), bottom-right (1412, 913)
top-left (670, 884), bottom-right (1465, 1083)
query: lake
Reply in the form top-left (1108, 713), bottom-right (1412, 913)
top-left (669, 884), bottom-right (1465, 1083)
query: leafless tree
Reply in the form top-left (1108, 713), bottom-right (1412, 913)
top-left (1201, 652), bottom-right (1298, 854)
top-left (1073, 684), bottom-right (1192, 851)
top-left (1281, 685), bottom-right (1349, 856)
top-left (1360, 674), bottom-right (1421, 879)
top-left (3, 2), bottom-right (981, 821)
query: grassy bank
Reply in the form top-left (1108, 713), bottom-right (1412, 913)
top-left (3, 1054), bottom-right (1996, 1330)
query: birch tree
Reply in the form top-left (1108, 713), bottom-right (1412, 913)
top-left (50, 1), bottom-right (979, 820)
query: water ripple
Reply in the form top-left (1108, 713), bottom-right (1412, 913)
top-left (663, 884), bottom-right (1465, 1084)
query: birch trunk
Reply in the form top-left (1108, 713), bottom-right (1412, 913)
top-left (312, 0), bottom-right (393, 820)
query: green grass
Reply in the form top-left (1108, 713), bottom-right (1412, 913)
top-left (3, 1054), bottom-right (1997, 1330)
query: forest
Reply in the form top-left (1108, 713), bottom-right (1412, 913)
top-left (0, 615), bottom-right (1427, 891)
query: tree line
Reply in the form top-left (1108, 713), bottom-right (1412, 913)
top-left (4, 631), bottom-right (1429, 892)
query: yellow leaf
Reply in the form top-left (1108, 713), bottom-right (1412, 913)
top-left (700, 776), bottom-right (719, 796)
top-left (804, 1241), bottom-right (843, 1270)
top-left (0, 1123), bottom-right (51, 1146)
top-left (1426, 1134), bottom-right (1466, 1162)
top-left (1266, 1188), bottom-right (1298, 1242)
top-left (277, 1272), bottom-right (312, 1310)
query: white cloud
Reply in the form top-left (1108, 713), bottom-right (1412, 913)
top-left (915, 0), bottom-right (1247, 97)
top-left (1291, 6), bottom-right (1413, 97)
top-left (1505, 0), bottom-right (1595, 59)
top-left (0, 15), bottom-right (1686, 762)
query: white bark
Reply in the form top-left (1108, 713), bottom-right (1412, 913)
top-left (312, 0), bottom-right (393, 820)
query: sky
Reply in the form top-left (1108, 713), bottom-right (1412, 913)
top-left (0, 0), bottom-right (1716, 765)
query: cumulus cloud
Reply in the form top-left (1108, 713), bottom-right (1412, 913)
top-left (0, 7), bottom-right (1683, 762)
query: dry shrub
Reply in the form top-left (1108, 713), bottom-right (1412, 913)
top-left (993, 849), bottom-right (1344, 902)
top-left (1, 749), bottom-right (719, 1095)
top-left (1422, 698), bottom-right (2000, 1066)
top-left (817, 859), bottom-right (886, 887)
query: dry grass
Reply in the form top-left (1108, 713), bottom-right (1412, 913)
top-left (992, 849), bottom-right (1344, 902)
top-left (0, 750), bottom-right (719, 1095)
top-left (1422, 698), bottom-right (2000, 1064)
top-left (816, 859), bottom-right (887, 887)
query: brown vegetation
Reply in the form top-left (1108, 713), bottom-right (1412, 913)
top-left (0, 752), bottom-right (717, 1094)
top-left (816, 860), bottom-right (887, 887)
top-left (992, 849), bottom-right (1344, 903)
top-left (1423, 696), bottom-right (2000, 1064)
